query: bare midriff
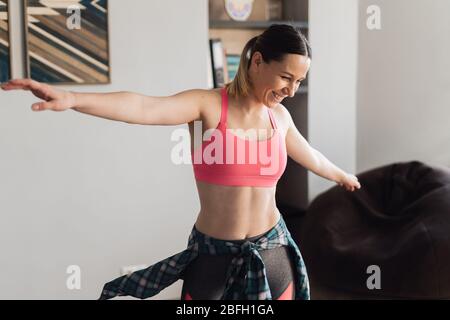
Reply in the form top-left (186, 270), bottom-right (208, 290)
top-left (194, 180), bottom-right (281, 241)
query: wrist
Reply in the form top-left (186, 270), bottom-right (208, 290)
top-left (336, 171), bottom-right (348, 184)
top-left (69, 91), bottom-right (79, 109)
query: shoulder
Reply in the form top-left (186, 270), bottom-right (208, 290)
top-left (272, 103), bottom-right (293, 131)
top-left (192, 88), bottom-right (221, 108)
top-left (175, 88), bottom-right (218, 105)
top-left (187, 88), bottom-right (222, 127)
top-left (176, 88), bottom-right (221, 119)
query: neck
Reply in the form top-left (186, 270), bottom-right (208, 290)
top-left (233, 92), bottom-right (266, 116)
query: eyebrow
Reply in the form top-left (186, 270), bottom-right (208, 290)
top-left (281, 71), bottom-right (305, 81)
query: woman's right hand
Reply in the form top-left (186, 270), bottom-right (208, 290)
top-left (338, 173), bottom-right (361, 192)
top-left (1, 78), bottom-right (76, 112)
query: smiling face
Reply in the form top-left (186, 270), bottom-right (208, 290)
top-left (248, 52), bottom-right (311, 107)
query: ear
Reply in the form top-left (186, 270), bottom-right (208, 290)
top-left (250, 51), bottom-right (264, 69)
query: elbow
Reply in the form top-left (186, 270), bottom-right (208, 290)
top-left (310, 148), bottom-right (323, 174)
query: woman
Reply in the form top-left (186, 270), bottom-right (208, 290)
top-left (1, 24), bottom-right (360, 300)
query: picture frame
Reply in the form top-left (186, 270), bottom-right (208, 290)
top-left (0, 0), bottom-right (12, 82)
top-left (23, 0), bottom-right (111, 85)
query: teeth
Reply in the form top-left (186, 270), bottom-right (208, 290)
top-left (273, 92), bottom-right (282, 100)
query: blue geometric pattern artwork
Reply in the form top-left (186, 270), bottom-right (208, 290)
top-left (24, 0), bottom-right (110, 84)
top-left (0, 0), bottom-right (11, 82)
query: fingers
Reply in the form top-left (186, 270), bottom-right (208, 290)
top-left (349, 183), bottom-right (361, 192)
top-left (343, 182), bottom-right (361, 192)
top-left (1, 78), bottom-right (40, 91)
top-left (31, 102), bottom-right (44, 111)
top-left (339, 173), bottom-right (361, 192)
top-left (350, 174), bottom-right (361, 190)
top-left (354, 178), bottom-right (361, 189)
top-left (1, 79), bottom-right (20, 90)
top-left (31, 101), bottom-right (56, 111)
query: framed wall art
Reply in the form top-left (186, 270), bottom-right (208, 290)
top-left (0, 0), bottom-right (12, 82)
top-left (23, 0), bottom-right (110, 84)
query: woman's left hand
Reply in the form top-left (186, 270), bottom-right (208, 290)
top-left (338, 173), bottom-right (361, 192)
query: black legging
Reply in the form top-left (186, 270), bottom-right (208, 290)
top-left (180, 229), bottom-right (296, 300)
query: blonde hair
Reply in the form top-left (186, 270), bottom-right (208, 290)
top-left (225, 36), bottom-right (258, 98)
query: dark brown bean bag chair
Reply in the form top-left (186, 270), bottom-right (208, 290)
top-left (298, 161), bottom-right (450, 299)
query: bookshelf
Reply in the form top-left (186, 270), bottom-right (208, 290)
top-left (208, 0), bottom-right (310, 211)
top-left (209, 20), bottom-right (308, 30)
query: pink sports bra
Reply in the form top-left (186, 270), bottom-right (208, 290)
top-left (191, 88), bottom-right (287, 187)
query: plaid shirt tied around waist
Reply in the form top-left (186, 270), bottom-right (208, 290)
top-left (99, 215), bottom-right (310, 300)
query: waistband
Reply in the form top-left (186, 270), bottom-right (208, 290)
top-left (193, 222), bottom-right (275, 244)
top-left (188, 214), bottom-right (290, 256)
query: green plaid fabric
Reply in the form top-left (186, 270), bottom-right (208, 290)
top-left (99, 215), bottom-right (310, 300)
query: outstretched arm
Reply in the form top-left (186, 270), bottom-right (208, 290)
top-left (1, 78), bottom-right (207, 125)
top-left (281, 105), bottom-right (361, 192)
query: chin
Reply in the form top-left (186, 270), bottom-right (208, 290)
top-left (266, 101), bottom-right (279, 108)
top-left (265, 93), bottom-right (282, 108)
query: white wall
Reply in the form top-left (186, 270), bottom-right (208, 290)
top-left (308, 0), bottom-right (359, 201)
top-left (357, 0), bottom-right (450, 172)
top-left (308, 0), bottom-right (450, 201)
top-left (0, 0), bottom-right (208, 299)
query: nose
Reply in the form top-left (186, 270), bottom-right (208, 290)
top-left (283, 84), bottom-right (296, 98)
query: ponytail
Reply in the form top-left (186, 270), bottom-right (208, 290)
top-left (226, 36), bottom-right (258, 98)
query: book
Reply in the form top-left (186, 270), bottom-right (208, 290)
top-left (226, 54), bottom-right (240, 82)
top-left (209, 38), bottom-right (226, 88)
top-left (206, 41), bottom-right (214, 88)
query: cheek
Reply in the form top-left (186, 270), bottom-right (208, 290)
top-left (275, 78), bottom-right (285, 87)
top-left (262, 75), bottom-right (282, 87)
top-left (268, 79), bottom-right (285, 92)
